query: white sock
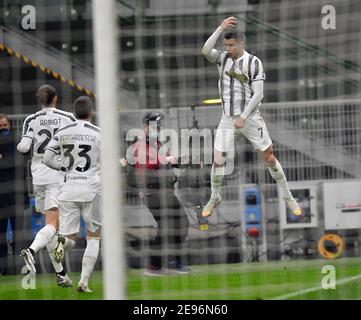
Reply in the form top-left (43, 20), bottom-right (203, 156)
top-left (30, 224), bottom-right (57, 254)
top-left (46, 236), bottom-right (64, 273)
top-left (210, 163), bottom-right (225, 200)
top-left (79, 238), bottom-right (100, 287)
top-left (267, 159), bottom-right (292, 198)
top-left (63, 238), bottom-right (76, 252)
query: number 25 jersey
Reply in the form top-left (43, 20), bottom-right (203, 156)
top-left (21, 107), bottom-right (76, 185)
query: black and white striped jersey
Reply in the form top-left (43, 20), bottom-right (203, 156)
top-left (211, 50), bottom-right (266, 117)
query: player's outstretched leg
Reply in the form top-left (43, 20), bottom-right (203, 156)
top-left (202, 156), bottom-right (225, 219)
top-left (46, 235), bottom-right (73, 287)
top-left (20, 248), bottom-right (36, 274)
top-left (53, 234), bottom-right (65, 263)
top-left (263, 147), bottom-right (302, 216)
top-left (20, 223), bottom-right (56, 274)
top-left (77, 236), bottom-right (100, 293)
top-left (20, 208), bottom-right (73, 286)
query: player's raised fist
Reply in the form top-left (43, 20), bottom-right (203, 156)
top-left (220, 16), bottom-right (237, 31)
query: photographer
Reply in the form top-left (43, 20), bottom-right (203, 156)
top-left (125, 112), bottom-right (190, 276)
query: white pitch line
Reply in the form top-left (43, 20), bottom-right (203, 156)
top-left (271, 274), bottom-right (361, 300)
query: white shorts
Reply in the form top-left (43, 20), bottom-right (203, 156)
top-left (33, 183), bottom-right (60, 212)
top-left (59, 194), bottom-right (102, 236)
top-left (214, 112), bottom-right (272, 153)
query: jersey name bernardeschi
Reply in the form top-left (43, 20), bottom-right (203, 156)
top-left (46, 120), bottom-right (101, 202)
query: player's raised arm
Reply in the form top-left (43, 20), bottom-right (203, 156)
top-left (202, 16), bottom-right (237, 63)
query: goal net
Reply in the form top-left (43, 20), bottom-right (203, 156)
top-left (1, 0), bottom-right (361, 300)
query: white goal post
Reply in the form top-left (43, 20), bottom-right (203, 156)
top-left (92, 0), bottom-right (126, 300)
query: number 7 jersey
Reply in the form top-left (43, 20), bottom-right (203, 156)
top-left (21, 107), bottom-right (76, 185)
top-left (46, 119), bottom-right (101, 202)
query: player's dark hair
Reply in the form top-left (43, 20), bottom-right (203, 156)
top-left (224, 30), bottom-right (245, 42)
top-left (36, 85), bottom-right (57, 106)
top-left (73, 96), bottom-right (93, 120)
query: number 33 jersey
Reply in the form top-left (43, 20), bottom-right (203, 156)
top-left (46, 119), bottom-right (101, 202)
top-left (21, 107), bottom-right (76, 185)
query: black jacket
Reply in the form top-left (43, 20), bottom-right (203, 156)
top-left (0, 130), bottom-right (16, 206)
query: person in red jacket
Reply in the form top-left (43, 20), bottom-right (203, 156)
top-left (125, 112), bottom-right (190, 276)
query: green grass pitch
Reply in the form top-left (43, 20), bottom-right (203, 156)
top-left (1, 257), bottom-right (361, 300)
